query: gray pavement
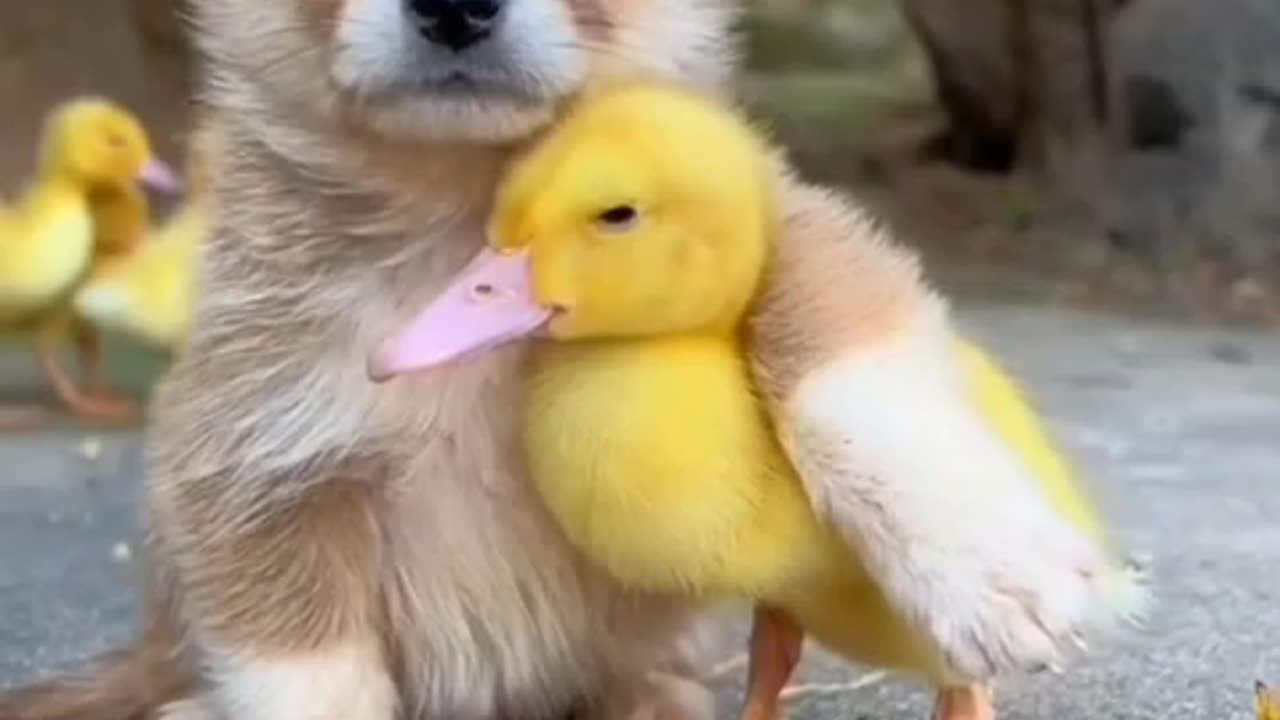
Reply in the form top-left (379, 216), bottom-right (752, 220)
top-left (1, 300), bottom-right (1278, 719)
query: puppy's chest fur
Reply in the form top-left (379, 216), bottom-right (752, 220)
top-left (167, 141), bottom-right (698, 718)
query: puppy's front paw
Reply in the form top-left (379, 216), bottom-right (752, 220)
top-left (624, 673), bottom-right (716, 720)
top-left (922, 511), bottom-right (1130, 682)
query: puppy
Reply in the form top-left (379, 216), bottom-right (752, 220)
top-left (0, 0), bottom-right (1113, 718)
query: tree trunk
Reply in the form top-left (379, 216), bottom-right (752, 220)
top-left (901, 0), bottom-right (1120, 184)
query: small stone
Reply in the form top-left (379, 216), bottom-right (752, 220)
top-left (111, 542), bottom-right (132, 563)
top-left (1208, 341), bottom-right (1252, 365)
top-left (1123, 74), bottom-right (1196, 150)
top-left (1226, 276), bottom-right (1272, 320)
top-left (77, 437), bottom-right (103, 462)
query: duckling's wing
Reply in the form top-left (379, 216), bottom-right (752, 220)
top-left (75, 200), bottom-right (204, 350)
top-left (948, 336), bottom-right (1109, 538)
top-left (749, 180), bottom-right (1147, 682)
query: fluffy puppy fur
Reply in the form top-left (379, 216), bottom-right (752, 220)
top-left (0, 0), bottom-right (1120, 718)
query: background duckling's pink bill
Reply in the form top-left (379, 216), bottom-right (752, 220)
top-left (140, 159), bottom-right (182, 194)
top-left (367, 247), bottom-right (552, 381)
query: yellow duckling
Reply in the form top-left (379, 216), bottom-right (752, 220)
top-left (950, 337), bottom-right (1106, 539)
top-left (369, 83), bottom-right (1146, 720)
top-left (1260, 682), bottom-right (1280, 720)
top-left (74, 133), bottom-right (210, 353)
top-left (88, 157), bottom-right (170, 257)
top-left (75, 113), bottom-right (183, 421)
top-left (0, 97), bottom-right (178, 423)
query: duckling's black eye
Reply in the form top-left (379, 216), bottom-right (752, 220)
top-left (595, 205), bottom-right (639, 232)
top-left (105, 134), bottom-right (126, 150)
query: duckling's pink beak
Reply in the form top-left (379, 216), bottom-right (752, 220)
top-left (139, 158), bottom-right (181, 194)
top-left (367, 247), bottom-right (553, 381)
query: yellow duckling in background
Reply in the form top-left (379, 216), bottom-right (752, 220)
top-left (74, 131), bottom-right (210, 353)
top-left (89, 151), bottom-right (168, 257)
top-left (75, 109), bottom-right (184, 420)
top-left (370, 83), bottom-right (1147, 720)
top-left (0, 97), bottom-right (179, 424)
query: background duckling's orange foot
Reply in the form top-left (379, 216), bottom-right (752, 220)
top-left (64, 392), bottom-right (142, 425)
top-left (933, 685), bottom-right (995, 720)
top-left (0, 404), bottom-right (54, 431)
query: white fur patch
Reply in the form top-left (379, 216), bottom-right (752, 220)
top-left (779, 299), bottom-right (1147, 683)
top-left (604, 0), bottom-right (738, 94)
top-left (157, 696), bottom-right (220, 720)
top-left (623, 672), bottom-right (717, 720)
top-left (332, 0), bottom-right (417, 93)
top-left (210, 643), bottom-right (398, 720)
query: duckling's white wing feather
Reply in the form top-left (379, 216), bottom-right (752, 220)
top-left (750, 180), bottom-right (1124, 682)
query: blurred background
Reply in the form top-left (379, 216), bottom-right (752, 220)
top-left (2, 2), bottom-right (1279, 716)
top-left (4, 0), bottom-right (1280, 406)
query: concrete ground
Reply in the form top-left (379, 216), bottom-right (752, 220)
top-left (1, 299), bottom-right (1277, 719)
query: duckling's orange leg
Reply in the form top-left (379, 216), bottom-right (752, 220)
top-left (0, 404), bottom-right (53, 431)
top-left (35, 320), bottom-right (137, 424)
top-left (933, 684), bottom-right (996, 720)
top-left (72, 320), bottom-right (139, 418)
top-left (740, 606), bottom-right (804, 720)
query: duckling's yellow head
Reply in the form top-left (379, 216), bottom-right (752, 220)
top-left (369, 83), bottom-right (779, 378)
top-left (39, 98), bottom-right (180, 194)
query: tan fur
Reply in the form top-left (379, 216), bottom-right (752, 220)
top-left (751, 170), bottom-right (929, 403)
top-left (0, 603), bottom-right (192, 720)
top-left (0, 0), bottom-right (940, 718)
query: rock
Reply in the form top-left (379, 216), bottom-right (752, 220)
top-left (111, 541), bottom-right (133, 563)
top-left (75, 437), bottom-right (103, 463)
top-left (1107, 0), bottom-right (1280, 274)
top-left (900, 0), bottom-right (1113, 180)
top-left (900, 0), bottom-right (1280, 283)
top-left (900, 0), bottom-right (1021, 172)
top-left (1122, 74), bottom-right (1195, 150)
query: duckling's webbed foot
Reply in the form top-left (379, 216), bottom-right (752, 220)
top-left (0, 404), bottom-right (53, 430)
top-left (739, 606), bottom-right (804, 720)
top-left (74, 321), bottom-right (109, 390)
top-left (932, 684), bottom-right (995, 720)
top-left (74, 392), bottom-right (141, 423)
top-left (72, 322), bottom-right (141, 422)
top-left (36, 322), bottom-right (138, 425)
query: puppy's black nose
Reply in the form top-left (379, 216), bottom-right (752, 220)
top-left (407, 0), bottom-right (504, 52)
